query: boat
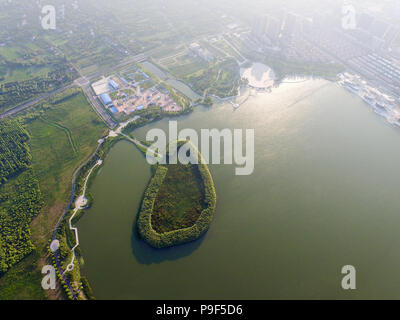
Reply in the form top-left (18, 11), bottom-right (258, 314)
top-left (340, 73), bottom-right (400, 127)
top-left (343, 80), bottom-right (360, 94)
top-left (374, 102), bottom-right (389, 118)
top-left (375, 102), bottom-right (386, 111)
top-left (362, 94), bottom-right (375, 106)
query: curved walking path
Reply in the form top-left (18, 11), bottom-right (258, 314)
top-left (51, 138), bottom-right (104, 299)
top-left (64, 159), bottom-right (103, 273)
top-left (120, 132), bottom-right (163, 159)
top-left (50, 114), bottom-right (161, 299)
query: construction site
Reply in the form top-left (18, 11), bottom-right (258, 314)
top-left (91, 68), bottom-right (182, 116)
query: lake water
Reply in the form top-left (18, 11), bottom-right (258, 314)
top-left (165, 79), bottom-right (200, 101)
top-left (141, 61), bottom-right (168, 80)
top-left (141, 61), bottom-right (200, 100)
top-left (79, 79), bottom-right (400, 299)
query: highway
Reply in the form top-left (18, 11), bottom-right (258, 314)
top-left (79, 80), bottom-right (117, 129)
top-left (84, 52), bottom-right (148, 81)
top-left (0, 84), bottom-right (73, 119)
top-left (0, 40), bottom-right (213, 121)
top-left (0, 51), bottom-right (151, 121)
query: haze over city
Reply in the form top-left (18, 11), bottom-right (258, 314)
top-left (1, 0), bottom-right (400, 310)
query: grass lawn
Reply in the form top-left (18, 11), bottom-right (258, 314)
top-left (0, 90), bottom-right (107, 300)
top-left (0, 47), bottom-right (20, 60)
top-left (0, 252), bottom-right (46, 300)
top-left (0, 66), bottom-right (51, 84)
top-left (28, 91), bottom-right (108, 245)
top-left (165, 54), bottom-right (207, 80)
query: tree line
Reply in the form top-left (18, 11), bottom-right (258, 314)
top-left (137, 141), bottom-right (217, 248)
top-left (0, 119), bottom-right (43, 274)
top-left (0, 65), bottom-right (77, 112)
top-left (0, 120), bottom-right (31, 185)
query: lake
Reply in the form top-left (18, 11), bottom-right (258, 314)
top-left (79, 79), bottom-right (400, 299)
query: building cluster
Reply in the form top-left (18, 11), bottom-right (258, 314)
top-left (348, 12), bottom-right (399, 54)
top-left (246, 12), bottom-right (331, 64)
top-left (303, 10), bottom-right (400, 95)
top-left (93, 71), bottom-right (182, 116)
top-left (245, 6), bottom-right (400, 98)
top-left (251, 14), bottom-right (282, 46)
top-left (113, 86), bottom-right (181, 114)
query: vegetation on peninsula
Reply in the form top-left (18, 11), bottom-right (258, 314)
top-left (137, 141), bottom-right (217, 248)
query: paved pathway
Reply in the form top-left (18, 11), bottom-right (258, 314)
top-left (64, 159), bottom-right (103, 273)
top-left (50, 115), bottom-right (162, 299)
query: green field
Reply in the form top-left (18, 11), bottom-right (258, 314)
top-left (0, 42), bottom-right (69, 84)
top-left (0, 66), bottom-right (50, 84)
top-left (0, 251), bottom-right (46, 300)
top-left (137, 141), bottom-right (217, 248)
top-left (0, 47), bottom-right (20, 60)
top-left (186, 58), bottom-right (240, 98)
top-left (28, 90), bottom-right (107, 244)
top-left (162, 54), bottom-right (208, 80)
top-left (212, 39), bottom-right (243, 62)
top-left (0, 89), bottom-right (107, 299)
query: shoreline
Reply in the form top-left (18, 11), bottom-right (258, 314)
top-left (50, 114), bottom-right (168, 299)
top-left (338, 72), bottom-right (400, 128)
top-left (137, 141), bottom-right (217, 248)
top-left (65, 159), bottom-right (103, 273)
top-left (51, 67), bottom-right (338, 299)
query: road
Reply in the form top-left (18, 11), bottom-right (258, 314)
top-left (82, 50), bottom-right (156, 81)
top-left (0, 36), bottom-right (221, 121)
top-left (80, 80), bottom-right (118, 129)
top-left (0, 50), bottom-right (153, 121)
top-left (0, 78), bottom-right (119, 129)
top-left (0, 84), bottom-right (73, 119)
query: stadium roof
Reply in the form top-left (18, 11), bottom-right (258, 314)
top-left (109, 79), bottom-right (119, 90)
top-left (100, 93), bottom-right (112, 105)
